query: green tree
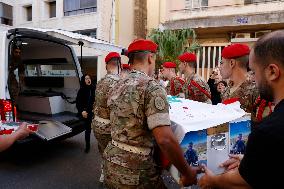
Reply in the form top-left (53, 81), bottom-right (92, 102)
top-left (148, 28), bottom-right (200, 68)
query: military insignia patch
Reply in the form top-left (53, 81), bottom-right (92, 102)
top-left (154, 96), bottom-right (165, 110)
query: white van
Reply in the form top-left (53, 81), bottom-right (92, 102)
top-left (0, 28), bottom-right (122, 142)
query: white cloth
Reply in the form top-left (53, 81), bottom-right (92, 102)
top-left (168, 96), bottom-right (246, 142)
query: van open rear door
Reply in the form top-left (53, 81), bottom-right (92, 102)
top-left (5, 28), bottom-right (124, 142)
top-left (8, 27), bottom-right (123, 52)
top-left (0, 31), bottom-right (9, 100)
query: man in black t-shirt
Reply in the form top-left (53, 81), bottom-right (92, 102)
top-left (198, 30), bottom-right (284, 189)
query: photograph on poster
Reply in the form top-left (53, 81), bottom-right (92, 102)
top-left (229, 120), bottom-right (251, 154)
top-left (181, 129), bottom-right (207, 166)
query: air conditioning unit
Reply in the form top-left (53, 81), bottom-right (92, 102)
top-left (235, 33), bottom-right (251, 38)
top-left (255, 30), bottom-right (271, 38)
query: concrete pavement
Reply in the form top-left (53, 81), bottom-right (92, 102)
top-left (0, 133), bottom-right (180, 189)
top-left (0, 133), bottom-right (104, 189)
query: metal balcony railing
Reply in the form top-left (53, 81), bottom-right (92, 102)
top-left (64, 6), bottom-right (97, 16)
top-left (245, 0), bottom-right (283, 5)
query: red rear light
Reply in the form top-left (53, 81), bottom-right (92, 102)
top-left (0, 100), bottom-right (17, 121)
top-left (3, 100), bottom-right (12, 112)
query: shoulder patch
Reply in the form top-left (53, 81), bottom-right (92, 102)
top-left (154, 96), bottom-right (166, 110)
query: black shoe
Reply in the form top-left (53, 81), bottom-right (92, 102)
top-left (84, 144), bottom-right (90, 153)
top-left (84, 147), bottom-right (90, 153)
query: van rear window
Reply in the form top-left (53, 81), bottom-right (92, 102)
top-left (23, 58), bottom-right (77, 77)
top-left (24, 77), bottom-right (64, 88)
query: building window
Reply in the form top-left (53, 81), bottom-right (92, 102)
top-left (185, 0), bottom-right (208, 9)
top-left (74, 28), bottom-right (97, 38)
top-left (0, 2), bottom-right (13, 26)
top-left (49, 1), bottom-right (56, 18)
top-left (64, 0), bottom-right (97, 16)
top-left (26, 5), bottom-right (32, 21)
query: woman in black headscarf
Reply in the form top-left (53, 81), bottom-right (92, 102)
top-left (76, 74), bottom-right (96, 153)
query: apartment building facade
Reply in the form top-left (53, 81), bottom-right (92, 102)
top-left (148, 0), bottom-right (284, 80)
top-left (0, 0), bottom-right (151, 80)
top-left (115, 0), bottom-right (147, 63)
top-left (10, 0), bottom-right (117, 80)
top-left (1, 0), bottom-right (147, 80)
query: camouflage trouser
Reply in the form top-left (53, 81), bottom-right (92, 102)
top-left (104, 160), bottom-right (166, 189)
top-left (93, 131), bottom-right (112, 156)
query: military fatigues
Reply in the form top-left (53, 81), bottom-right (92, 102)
top-left (222, 79), bottom-right (258, 119)
top-left (165, 76), bottom-right (185, 97)
top-left (183, 73), bottom-right (212, 104)
top-left (222, 79), bottom-right (275, 126)
top-left (254, 96), bottom-right (274, 123)
top-left (104, 70), bottom-right (170, 189)
top-left (91, 74), bottom-right (120, 155)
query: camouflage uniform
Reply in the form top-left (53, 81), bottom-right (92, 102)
top-left (222, 79), bottom-right (258, 119)
top-left (183, 73), bottom-right (212, 104)
top-left (91, 74), bottom-right (120, 155)
top-left (104, 70), bottom-right (170, 189)
top-left (222, 79), bottom-right (275, 126)
top-left (253, 96), bottom-right (274, 123)
top-left (165, 76), bottom-right (185, 97)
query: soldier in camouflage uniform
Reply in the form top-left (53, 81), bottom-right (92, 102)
top-left (91, 52), bottom-right (121, 181)
top-left (104, 39), bottom-right (198, 189)
top-left (246, 70), bottom-right (274, 123)
top-left (178, 52), bottom-right (212, 103)
top-left (160, 62), bottom-right (185, 97)
top-left (222, 80), bottom-right (258, 114)
top-left (220, 44), bottom-right (259, 120)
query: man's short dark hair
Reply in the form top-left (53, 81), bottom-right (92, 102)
top-left (253, 30), bottom-right (284, 68)
top-left (235, 55), bottom-right (249, 69)
top-left (187, 62), bottom-right (196, 69)
top-left (128, 51), bottom-right (150, 64)
top-left (107, 57), bottom-right (120, 63)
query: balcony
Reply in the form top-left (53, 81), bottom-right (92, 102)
top-left (164, 0), bottom-right (284, 31)
top-left (244, 0), bottom-right (283, 4)
top-left (183, 0), bottom-right (283, 11)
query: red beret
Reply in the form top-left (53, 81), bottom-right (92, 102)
top-left (163, 62), bottom-right (176, 68)
top-left (105, 52), bottom-right (121, 63)
top-left (178, 52), bottom-right (197, 62)
top-left (122, 64), bottom-right (130, 70)
top-left (222, 44), bottom-right (250, 59)
top-left (127, 39), bottom-right (158, 55)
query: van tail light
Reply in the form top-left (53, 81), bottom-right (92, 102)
top-left (0, 100), bottom-right (17, 122)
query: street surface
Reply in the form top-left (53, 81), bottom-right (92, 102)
top-left (0, 133), bottom-right (103, 189)
top-left (0, 133), bottom-right (180, 189)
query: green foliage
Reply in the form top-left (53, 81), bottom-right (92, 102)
top-left (148, 28), bottom-right (200, 68)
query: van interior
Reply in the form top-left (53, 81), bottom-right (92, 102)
top-left (8, 37), bottom-right (81, 129)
